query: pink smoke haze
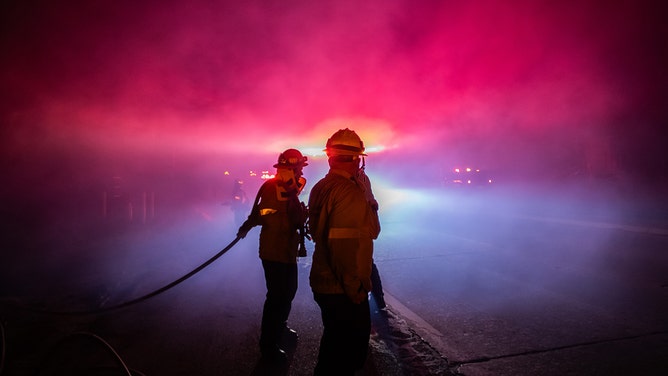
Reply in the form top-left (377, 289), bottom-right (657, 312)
top-left (1, 0), bottom-right (665, 198)
top-left (1, 0), bottom-right (667, 328)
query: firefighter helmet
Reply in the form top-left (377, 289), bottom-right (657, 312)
top-left (274, 148), bottom-right (308, 168)
top-left (324, 128), bottom-right (367, 156)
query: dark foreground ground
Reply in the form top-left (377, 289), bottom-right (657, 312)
top-left (0, 201), bottom-right (457, 376)
top-left (1, 180), bottom-right (667, 375)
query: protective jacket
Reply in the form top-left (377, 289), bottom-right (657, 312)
top-left (308, 169), bottom-right (381, 303)
top-left (242, 178), bottom-right (305, 264)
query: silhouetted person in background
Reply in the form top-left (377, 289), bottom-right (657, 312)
top-left (308, 129), bottom-right (381, 375)
top-left (230, 178), bottom-right (249, 226)
top-left (237, 149), bottom-right (309, 362)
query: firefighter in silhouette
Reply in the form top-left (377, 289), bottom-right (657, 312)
top-left (308, 129), bottom-right (381, 375)
top-left (236, 148), bottom-right (309, 362)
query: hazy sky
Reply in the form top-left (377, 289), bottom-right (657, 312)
top-left (1, 0), bottom-right (666, 181)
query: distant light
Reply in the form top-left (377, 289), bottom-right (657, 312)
top-left (466, 167), bottom-right (472, 172)
top-left (224, 171), bottom-right (230, 175)
top-left (364, 145), bottom-right (384, 153)
top-left (301, 147), bottom-right (327, 157)
top-left (454, 168), bottom-right (460, 173)
top-left (467, 179), bottom-right (472, 184)
top-left (249, 170), bottom-right (257, 177)
top-left (261, 170), bottom-right (275, 180)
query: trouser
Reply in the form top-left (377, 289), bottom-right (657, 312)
top-left (260, 260), bottom-right (298, 350)
top-left (370, 262), bottom-right (384, 300)
top-left (313, 292), bottom-right (371, 376)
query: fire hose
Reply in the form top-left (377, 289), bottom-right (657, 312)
top-left (0, 236), bottom-right (242, 375)
top-left (0, 187), bottom-right (305, 373)
top-left (34, 332), bottom-right (136, 376)
top-left (16, 235), bottom-right (242, 316)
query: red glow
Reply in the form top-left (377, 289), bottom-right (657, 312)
top-left (0, 0), bottom-right (664, 187)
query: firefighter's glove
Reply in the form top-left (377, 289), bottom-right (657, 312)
top-left (237, 220), bottom-right (254, 239)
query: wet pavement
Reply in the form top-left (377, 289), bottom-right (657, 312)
top-left (2, 185), bottom-right (668, 375)
top-left (0, 275), bottom-right (456, 376)
top-left (0, 213), bottom-right (458, 376)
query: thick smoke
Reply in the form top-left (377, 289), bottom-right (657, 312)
top-left (2, 1), bottom-right (665, 159)
top-left (1, 0), bottom-right (665, 299)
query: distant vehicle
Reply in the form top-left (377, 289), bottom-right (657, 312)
top-left (444, 167), bottom-right (493, 188)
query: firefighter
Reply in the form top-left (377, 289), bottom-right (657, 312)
top-left (236, 148), bottom-right (309, 362)
top-left (308, 129), bottom-right (381, 375)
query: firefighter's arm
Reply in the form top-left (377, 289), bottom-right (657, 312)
top-left (357, 170), bottom-right (379, 211)
top-left (356, 171), bottom-right (380, 239)
top-left (237, 182), bottom-right (271, 238)
top-left (237, 216), bottom-right (257, 238)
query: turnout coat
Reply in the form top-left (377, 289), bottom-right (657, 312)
top-left (308, 169), bottom-right (381, 304)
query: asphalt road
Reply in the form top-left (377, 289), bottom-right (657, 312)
top-left (0, 198), bottom-right (449, 375)
top-left (372, 185), bottom-right (668, 375)
top-left (1, 183), bottom-right (667, 375)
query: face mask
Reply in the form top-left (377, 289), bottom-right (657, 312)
top-left (275, 168), bottom-right (306, 200)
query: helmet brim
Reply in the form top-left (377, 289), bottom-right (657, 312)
top-left (323, 148), bottom-right (367, 157)
top-left (273, 162), bottom-right (308, 168)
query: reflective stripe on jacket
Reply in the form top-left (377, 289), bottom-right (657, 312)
top-left (308, 169), bottom-right (381, 303)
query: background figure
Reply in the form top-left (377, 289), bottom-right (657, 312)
top-left (236, 149), bottom-right (309, 362)
top-left (230, 178), bottom-right (249, 227)
top-left (308, 129), bottom-right (381, 375)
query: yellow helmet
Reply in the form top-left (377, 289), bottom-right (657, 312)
top-left (324, 128), bottom-right (367, 156)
